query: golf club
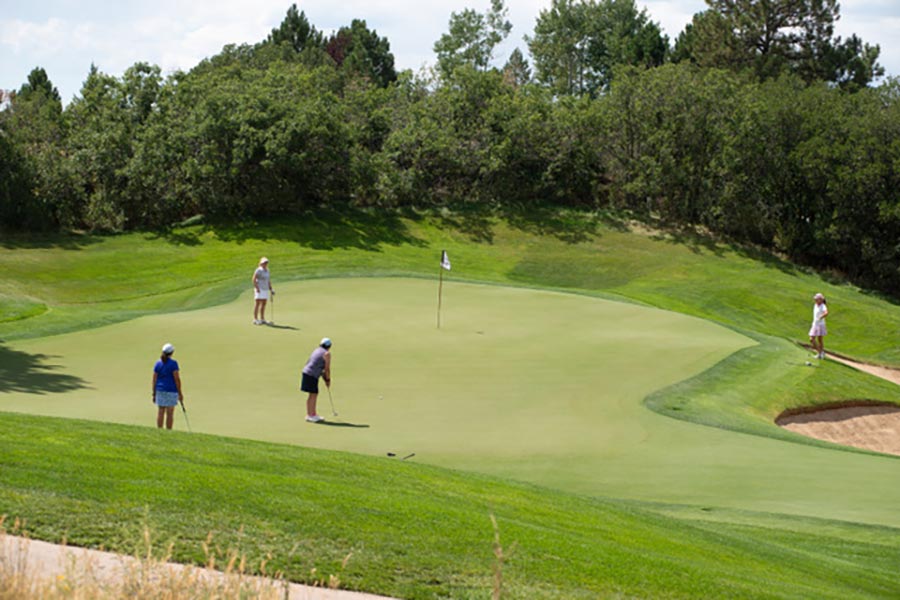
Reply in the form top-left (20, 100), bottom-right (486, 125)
top-left (326, 385), bottom-right (338, 416)
top-left (269, 291), bottom-right (274, 325)
top-left (180, 399), bottom-right (192, 432)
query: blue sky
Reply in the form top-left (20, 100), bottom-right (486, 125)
top-left (2, 1), bottom-right (898, 103)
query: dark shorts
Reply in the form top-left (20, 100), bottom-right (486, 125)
top-left (301, 372), bottom-right (320, 394)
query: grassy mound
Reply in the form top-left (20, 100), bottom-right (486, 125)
top-left (1, 412), bottom-right (898, 600)
top-left (1, 214), bottom-right (898, 365)
top-left (3, 277), bottom-right (899, 527)
top-left (2, 212), bottom-right (900, 598)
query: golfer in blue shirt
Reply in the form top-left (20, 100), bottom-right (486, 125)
top-left (152, 343), bottom-right (184, 429)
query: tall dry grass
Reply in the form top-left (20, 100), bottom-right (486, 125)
top-left (0, 516), bottom-right (350, 599)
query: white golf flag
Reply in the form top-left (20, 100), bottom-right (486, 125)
top-left (440, 250), bottom-right (451, 271)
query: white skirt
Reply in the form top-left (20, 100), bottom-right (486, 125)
top-left (254, 289), bottom-right (270, 300)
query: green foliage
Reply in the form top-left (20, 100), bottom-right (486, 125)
top-left (527, 0), bottom-right (667, 96)
top-left (433, 0), bottom-right (512, 79)
top-left (326, 19), bottom-right (397, 88)
top-left (2, 8), bottom-right (899, 296)
top-left (683, 0), bottom-right (884, 88)
top-left (265, 3), bottom-right (323, 54)
top-left (502, 47), bottom-right (532, 87)
top-left (17, 67), bottom-right (61, 104)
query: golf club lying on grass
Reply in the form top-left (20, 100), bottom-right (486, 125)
top-left (386, 452), bottom-right (416, 460)
top-left (326, 385), bottom-right (338, 416)
top-left (180, 399), bottom-right (192, 432)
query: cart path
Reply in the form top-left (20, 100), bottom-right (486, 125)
top-left (1, 534), bottom-right (397, 600)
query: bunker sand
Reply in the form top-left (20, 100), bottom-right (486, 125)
top-left (778, 354), bottom-right (900, 456)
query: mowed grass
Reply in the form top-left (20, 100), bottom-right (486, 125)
top-left (3, 277), bottom-right (900, 529)
top-left (2, 213), bottom-right (900, 598)
top-left (1, 412), bottom-right (898, 600)
top-left (1, 213), bottom-right (899, 365)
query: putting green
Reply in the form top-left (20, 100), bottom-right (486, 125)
top-left (4, 278), bottom-right (900, 526)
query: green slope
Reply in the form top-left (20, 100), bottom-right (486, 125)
top-left (4, 278), bottom-right (899, 527)
top-left (1, 413), bottom-right (898, 600)
top-left (1, 215), bottom-right (899, 366)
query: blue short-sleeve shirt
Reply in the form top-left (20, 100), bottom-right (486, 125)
top-left (154, 358), bottom-right (180, 393)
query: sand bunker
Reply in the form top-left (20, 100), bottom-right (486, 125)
top-left (777, 352), bottom-right (900, 456)
top-left (777, 402), bottom-right (900, 456)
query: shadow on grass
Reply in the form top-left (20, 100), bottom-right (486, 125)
top-left (432, 203), bottom-right (622, 245)
top-left (0, 345), bottom-right (90, 395)
top-left (648, 223), bottom-right (801, 275)
top-left (319, 421), bottom-right (369, 428)
top-left (265, 323), bottom-right (300, 331)
top-left (0, 230), bottom-right (104, 251)
top-left (150, 207), bottom-right (429, 252)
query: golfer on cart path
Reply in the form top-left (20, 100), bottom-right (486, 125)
top-left (301, 338), bottom-right (332, 423)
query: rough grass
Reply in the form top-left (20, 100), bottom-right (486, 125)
top-left (1, 412), bottom-right (898, 600)
top-left (0, 517), bottom-right (293, 599)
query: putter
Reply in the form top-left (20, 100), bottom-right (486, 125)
top-left (180, 400), bottom-right (192, 432)
top-left (269, 293), bottom-right (274, 325)
top-left (326, 385), bottom-right (338, 416)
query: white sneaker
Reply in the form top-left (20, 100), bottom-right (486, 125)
top-left (819, 352), bottom-right (826, 359)
top-left (252, 319), bottom-right (261, 325)
top-left (305, 415), bottom-right (324, 423)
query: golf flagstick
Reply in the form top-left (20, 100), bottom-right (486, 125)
top-left (437, 250), bottom-right (451, 328)
top-left (180, 399), bottom-right (192, 432)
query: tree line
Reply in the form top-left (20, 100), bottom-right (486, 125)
top-left (2, 1), bottom-right (899, 295)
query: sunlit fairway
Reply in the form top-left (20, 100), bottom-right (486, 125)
top-left (5, 277), bottom-right (900, 528)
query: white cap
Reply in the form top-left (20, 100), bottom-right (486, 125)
top-left (162, 343), bottom-right (175, 355)
top-left (260, 256), bottom-right (269, 264)
top-left (320, 337), bottom-right (332, 348)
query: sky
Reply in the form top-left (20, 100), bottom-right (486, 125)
top-left (2, 1), bottom-right (899, 104)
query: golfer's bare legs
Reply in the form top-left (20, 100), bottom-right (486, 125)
top-left (157, 407), bottom-right (175, 429)
top-left (307, 393), bottom-right (318, 417)
top-left (254, 299), bottom-right (265, 321)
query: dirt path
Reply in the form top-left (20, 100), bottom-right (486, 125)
top-left (777, 353), bottom-right (900, 456)
top-left (1, 534), bottom-right (396, 600)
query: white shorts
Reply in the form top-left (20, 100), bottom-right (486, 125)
top-left (254, 289), bottom-right (270, 300)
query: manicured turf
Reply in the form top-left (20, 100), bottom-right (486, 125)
top-left (2, 214), bottom-right (899, 365)
top-left (2, 213), bottom-right (900, 598)
top-left (3, 277), bottom-right (900, 528)
top-left (1, 412), bottom-right (898, 600)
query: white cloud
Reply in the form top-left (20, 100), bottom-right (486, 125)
top-left (1, 0), bottom-right (898, 103)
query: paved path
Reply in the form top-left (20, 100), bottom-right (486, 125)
top-left (1, 534), bottom-right (396, 600)
top-left (826, 352), bottom-right (900, 386)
